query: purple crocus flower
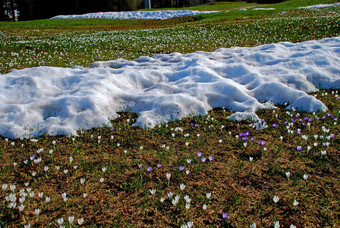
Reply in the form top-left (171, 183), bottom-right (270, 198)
top-left (297, 146), bottom-right (302, 151)
top-left (138, 164), bottom-right (143, 169)
top-left (272, 124), bottom-right (277, 127)
top-left (259, 140), bottom-right (265, 146)
top-left (251, 137), bottom-right (255, 142)
top-left (201, 157), bottom-right (206, 162)
top-left (147, 167), bottom-right (152, 173)
top-left (157, 164), bottom-right (162, 168)
top-left (222, 212), bottom-right (228, 220)
top-left (242, 137), bottom-right (248, 141)
top-left (197, 152), bottom-right (202, 157)
top-left (179, 166), bottom-right (185, 171)
top-left (208, 155), bottom-right (213, 161)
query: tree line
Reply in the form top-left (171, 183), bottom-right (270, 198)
top-left (0, 0), bottom-right (284, 21)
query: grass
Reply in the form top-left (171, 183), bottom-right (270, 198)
top-left (0, 1), bottom-right (339, 74)
top-left (0, 90), bottom-right (339, 227)
top-left (0, 0), bottom-right (339, 227)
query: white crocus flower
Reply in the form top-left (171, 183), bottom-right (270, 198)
top-left (2, 184), bottom-right (8, 191)
top-left (18, 204), bottom-right (25, 212)
top-left (35, 208), bottom-right (40, 216)
top-left (77, 218), bottom-right (84, 225)
top-left (293, 200), bottom-right (299, 206)
top-left (180, 183), bottom-right (186, 191)
top-left (68, 216), bottom-right (75, 224)
top-left (206, 192), bottom-right (211, 199)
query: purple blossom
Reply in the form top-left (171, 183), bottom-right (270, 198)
top-left (147, 167), bottom-right (152, 173)
top-left (157, 164), bottom-right (162, 168)
top-left (208, 155), bottom-right (213, 161)
top-left (297, 146), bottom-right (302, 151)
top-left (138, 164), bottom-right (143, 169)
top-left (32, 154), bottom-right (37, 159)
top-left (272, 123), bottom-right (277, 127)
top-left (259, 140), bottom-right (265, 146)
top-left (245, 131), bottom-right (250, 136)
top-left (201, 157), bottom-right (206, 162)
top-left (302, 122), bottom-right (306, 126)
top-left (240, 133), bottom-right (244, 137)
top-left (251, 137), bottom-right (255, 142)
top-left (242, 137), bottom-right (248, 141)
top-left (222, 212), bottom-right (228, 220)
top-left (197, 152), bottom-right (202, 157)
top-left (291, 119), bottom-right (295, 123)
top-left (179, 166), bottom-right (185, 171)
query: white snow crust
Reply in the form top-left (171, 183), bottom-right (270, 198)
top-left (51, 10), bottom-right (218, 20)
top-left (50, 2), bottom-right (340, 20)
top-left (299, 2), bottom-right (340, 9)
top-left (1, 37), bottom-right (339, 139)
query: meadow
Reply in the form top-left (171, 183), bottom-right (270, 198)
top-left (0, 0), bottom-right (339, 227)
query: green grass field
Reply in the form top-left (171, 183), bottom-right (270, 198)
top-left (0, 0), bottom-right (339, 227)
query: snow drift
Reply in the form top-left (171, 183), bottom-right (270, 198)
top-left (0, 37), bottom-right (339, 138)
top-left (51, 10), bottom-right (218, 20)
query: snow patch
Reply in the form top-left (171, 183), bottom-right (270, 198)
top-left (51, 10), bottom-right (218, 20)
top-left (299, 2), bottom-right (340, 9)
top-left (0, 37), bottom-right (339, 139)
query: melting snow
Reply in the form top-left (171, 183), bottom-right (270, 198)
top-left (299, 2), bottom-right (340, 9)
top-left (1, 37), bottom-right (339, 138)
top-left (51, 10), bottom-right (218, 20)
